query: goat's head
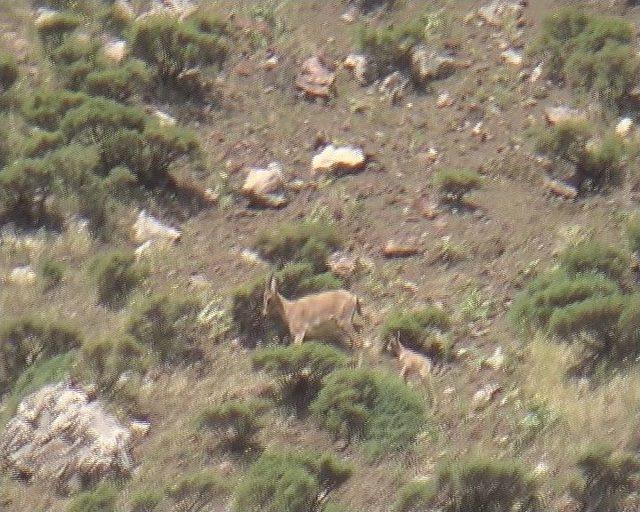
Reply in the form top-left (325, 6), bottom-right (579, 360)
top-left (262, 274), bottom-right (279, 316)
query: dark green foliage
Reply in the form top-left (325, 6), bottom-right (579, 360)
top-left (196, 399), bottom-right (269, 451)
top-left (0, 158), bottom-right (54, 226)
top-left (167, 469), bottom-right (231, 511)
top-left (48, 32), bottom-right (101, 89)
top-left (0, 52), bottom-right (18, 92)
top-left (130, 13), bottom-right (228, 85)
top-left (572, 445), bottom-right (640, 512)
top-left (534, 120), bottom-right (591, 165)
top-left (310, 368), bottom-right (427, 457)
top-left (126, 294), bottom-right (202, 363)
top-left (255, 220), bottom-right (342, 271)
top-left (0, 316), bottom-right (81, 394)
top-left (36, 11), bottom-right (83, 44)
top-left (560, 240), bottom-right (630, 282)
top-left (129, 489), bottom-right (163, 512)
top-left (66, 482), bottom-right (119, 512)
top-left (394, 480), bottom-right (437, 512)
top-left (23, 89), bottom-right (88, 130)
top-left (547, 294), bottom-right (625, 340)
top-left (533, 7), bottom-right (638, 109)
top-left (40, 258), bottom-right (65, 290)
top-left (381, 306), bottom-right (451, 355)
top-left (234, 450), bottom-right (352, 512)
top-left (84, 60), bottom-right (151, 100)
top-left (89, 249), bottom-right (145, 307)
top-left (24, 130), bottom-right (64, 157)
top-left (433, 169), bottom-right (482, 204)
top-left (626, 217), bottom-right (640, 254)
top-left (413, 456), bottom-right (538, 512)
top-left (252, 342), bottom-right (349, 410)
top-left (80, 334), bottom-right (148, 392)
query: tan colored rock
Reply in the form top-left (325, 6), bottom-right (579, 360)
top-left (382, 239), bottom-right (421, 258)
top-left (241, 162), bottom-right (288, 208)
top-left (344, 53), bottom-right (372, 85)
top-left (129, 420), bottom-right (150, 442)
top-left (7, 265), bottom-right (37, 285)
top-left (311, 144), bottom-right (366, 176)
top-left (482, 347), bottom-right (505, 370)
top-left (327, 251), bottom-right (358, 279)
top-left (436, 92), bottom-right (454, 108)
top-left (530, 62), bottom-right (543, 83)
top-left (295, 55), bottom-right (336, 99)
top-left (411, 46), bottom-right (467, 84)
top-left (501, 48), bottom-right (523, 68)
top-left (379, 71), bottom-right (409, 103)
top-left (544, 106), bottom-right (586, 126)
top-left (616, 117), bottom-right (634, 137)
top-left (102, 39), bottom-right (127, 65)
top-left (471, 383), bottom-right (502, 411)
top-left (477, 0), bottom-right (524, 27)
top-left (544, 178), bottom-right (578, 200)
top-left (0, 383), bottom-right (132, 492)
top-left (132, 210), bottom-right (181, 245)
top-left (152, 109), bottom-right (176, 127)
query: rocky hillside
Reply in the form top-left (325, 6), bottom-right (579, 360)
top-left (2, 0), bottom-right (640, 510)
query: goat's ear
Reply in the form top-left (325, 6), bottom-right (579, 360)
top-left (270, 275), bottom-right (277, 292)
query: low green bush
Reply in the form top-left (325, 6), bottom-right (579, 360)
top-left (66, 482), bottom-right (119, 512)
top-left (559, 240), bottom-right (630, 282)
top-left (572, 445), bottom-right (640, 512)
top-left (0, 52), bottom-right (18, 92)
top-left (196, 398), bottom-right (270, 451)
top-left (83, 60), bottom-right (151, 100)
top-left (36, 11), bottom-right (83, 45)
top-left (40, 258), bottom-right (65, 290)
top-left (129, 488), bottom-right (163, 512)
top-left (0, 157), bottom-right (54, 226)
top-left (252, 342), bottom-right (349, 411)
top-left (433, 169), bottom-right (482, 205)
top-left (234, 450), bottom-right (352, 512)
top-left (626, 216), bottom-right (640, 254)
top-left (167, 469), bottom-right (231, 512)
top-left (89, 249), bottom-right (146, 307)
top-left (126, 294), bottom-right (202, 363)
top-left (23, 89), bottom-right (88, 131)
top-left (310, 368), bottom-right (427, 457)
top-left (394, 480), bottom-right (437, 512)
top-left (24, 130), bottom-right (64, 158)
top-left (0, 316), bottom-right (82, 394)
top-left (48, 32), bottom-right (101, 89)
top-left (381, 306), bottom-right (451, 356)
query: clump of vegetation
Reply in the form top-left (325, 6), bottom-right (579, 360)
top-left (89, 249), bottom-right (146, 307)
top-left (66, 481), bottom-right (119, 512)
top-left (381, 306), bottom-right (451, 357)
top-left (396, 455), bottom-right (538, 512)
top-left (196, 399), bottom-right (270, 452)
top-left (0, 316), bottom-right (82, 394)
top-left (83, 60), bottom-right (151, 101)
top-left (310, 368), bottom-right (427, 457)
top-left (559, 240), bottom-right (630, 283)
top-left (40, 258), bottom-right (65, 291)
top-left (252, 342), bottom-right (349, 412)
top-left (533, 7), bottom-right (639, 110)
top-left (535, 120), bottom-right (627, 191)
top-left (0, 52), bottom-right (18, 93)
top-left (234, 450), bottom-right (352, 512)
top-left (626, 216), bottom-right (640, 255)
top-left (126, 294), bottom-right (202, 363)
top-left (23, 89), bottom-right (88, 131)
top-left (571, 445), bottom-right (640, 512)
top-left (167, 469), bottom-right (231, 512)
top-left (433, 169), bottom-right (482, 206)
top-left (36, 11), bottom-right (83, 46)
top-left (129, 488), bottom-right (163, 512)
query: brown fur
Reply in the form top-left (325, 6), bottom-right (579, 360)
top-left (389, 337), bottom-right (435, 403)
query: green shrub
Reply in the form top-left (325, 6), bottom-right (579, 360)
top-left (130, 14), bottom-right (228, 86)
top-left (433, 169), bottom-right (482, 205)
top-left (572, 445), bottom-right (640, 512)
top-left (415, 455), bottom-right (538, 512)
top-left (560, 240), bottom-right (630, 282)
top-left (167, 469), bottom-right (231, 511)
top-left (0, 157), bottom-right (54, 226)
top-left (381, 306), bottom-right (451, 355)
top-left (48, 32), bottom-right (101, 89)
top-left (547, 294), bottom-right (626, 340)
top-left (310, 368), bottom-right (427, 457)
top-left (0, 316), bottom-right (81, 394)
top-left (126, 294), bottom-right (202, 363)
top-left (40, 258), bottom-right (65, 290)
top-left (84, 60), bottom-right (151, 100)
top-left (80, 334), bottom-right (149, 392)
top-left (626, 216), bottom-right (640, 254)
top-left (23, 89), bottom-right (88, 130)
top-left (0, 52), bottom-right (18, 92)
top-left (534, 119), bottom-right (591, 165)
top-left (234, 450), bottom-right (352, 512)
top-left (255, 220), bottom-right (342, 271)
top-left (252, 342), bottom-right (349, 411)
top-left (394, 480), bottom-right (437, 512)
top-left (36, 11), bottom-right (83, 44)
top-left (129, 489), bottom-right (163, 512)
top-left (196, 398), bottom-right (269, 451)
top-left (533, 8), bottom-right (638, 109)
top-left (24, 130), bottom-right (64, 157)
top-left (89, 249), bottom-right (146, 307)
top-left (66, 482), bottom-right (118, 512)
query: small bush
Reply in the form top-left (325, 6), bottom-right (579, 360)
top-left (381, 306), bottom-right (451, 355)
top-left (196, 398), bottom-right (269, 451)
top-left (126, 294), bottom-right (202, 363)
top-left (234, 450), bottom-right (352, 512)
top-left (167, 469), bottom-right (231, 512)
top-left (83, 60), bottom-right (151, 100)
top-left (23, 89), bottom-right (88, 130)
top-left (24, 130), bottom-right (64, 158)
top-left (48, 32), bottom-right (101, 89)
top-left (0, 52), bottom-right (18, 92)
top-left (89, 249), bottom-right (146, 307)
top-left (572, 445), bottom-right (640, 512)
top-left (252, 342), bottom-right (349, 411)
top-left (417, 455), bottom-right (538, 512)
top-left (66, 482), bottom-right (118, 512)
top-left (36, 11), bottom-right (82, 44)
top-left (40, 258), bottom-right (65, 290)
top-left (0, 316), bottom-right (82, 394)
top-left (310, 368), bottom-right (427, 457)
top-left (394, 480), bottom-right (437, 512)
top-left (559, 240), bottom-right (630, 282)
top-left (433, 169), bottom-right (482, 205)
top-left (627, 216), bottom-right (640, 254)
top-left (129, 489), bottom-right (163, 512)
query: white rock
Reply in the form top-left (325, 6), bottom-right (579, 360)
top-left (327, 251), bottom-right (358, 278)
top-left (152, 110), bottom-right (176, 127)
top-left (500, 48), bottom-right (523, 68)
top-left (530, 62), bottom-right (543, 83)
top-left (471, 383), bottom-right (501, 410)
top-left (544, 106), bottom-right (586, 126)
top-left (132, 210), bottom-right (181, 245)
top-left (102, 39), bottom-right (127, 65)
top-left (483, 347), bottom-right (505, 370)
top-left (240, 249), bottom-right (268, 267)
top-left (129, 420), bottom-right (150, 441)
top-left (616, 117), bottom-right (634, 137)
top-left (344, 53), bottom-right (372, 85)
top-left (311, 144), bottom-right (366, 176)
top-left (436, 92), bottom-right (454, 108)
top-left (241, 162), bottom-right (288, 208)
top-left (295, 55), bottom-right (336, 99)
top-left (477, 0), bottom-right (524, 27)
top-left (379, 71), bottom-right (409, 103)
top-left (8, 265), bottom-right (37, 285)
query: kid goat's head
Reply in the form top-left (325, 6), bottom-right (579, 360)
top-left (262, 275), bottom-right (279, 317)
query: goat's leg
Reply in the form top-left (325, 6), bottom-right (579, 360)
top-left (293, 330), bottom-right (305, 345)
top-left (399, 365), bottom-right (409, 383)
